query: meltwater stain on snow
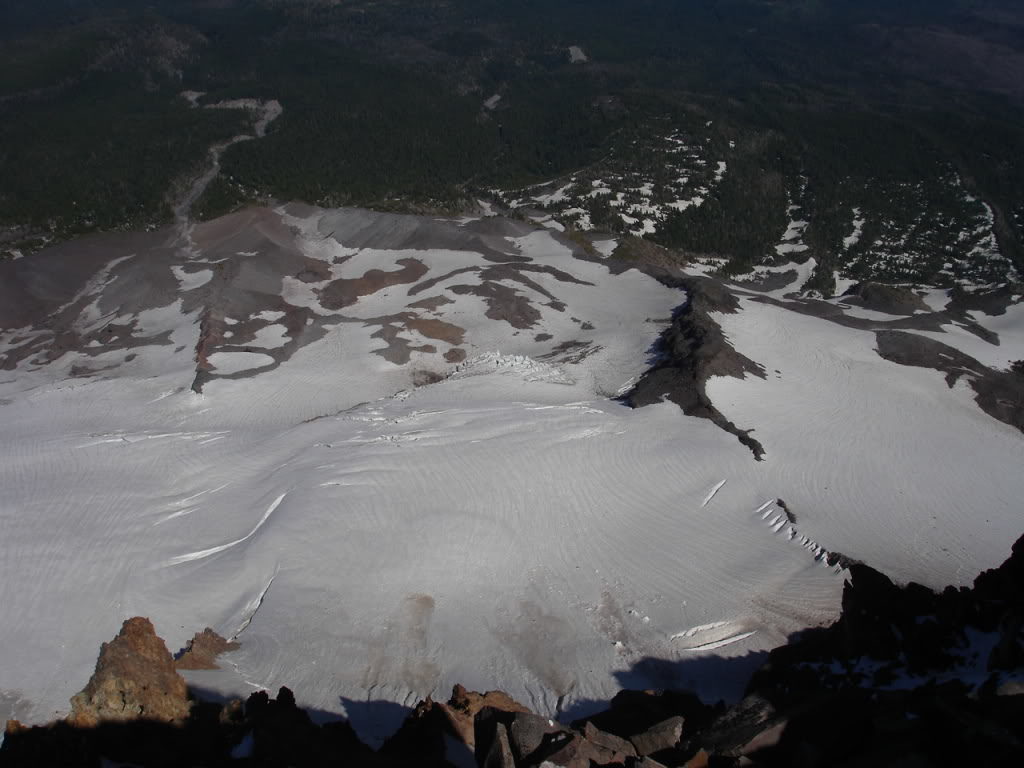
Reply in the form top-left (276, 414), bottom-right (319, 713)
top-left (361, 594), bottom-right (441, 700)
top-left (492, 578), bottom-right (579, 709)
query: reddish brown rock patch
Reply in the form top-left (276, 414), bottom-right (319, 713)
top-left (294, 257), bottom-right (332, 283)
top-left (450, 283), bottom-right (541, 329)
top-left (68, 617), bottom-right (190, 726)
top-left (320, 258), bottom-right (428, 310)
top-left (408, 295), bottom-right (454, 312)
top-left (442, 684), bottom-right (530, 751)
top-left (405, 316), bottom-right (465, 345)
top-left (174, 628), bottom-right (240, 671)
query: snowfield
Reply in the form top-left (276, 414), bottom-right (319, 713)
top-left (706, 295), bottom-right (1024, 587)
top-left (0, 205), bottom-right (1021, 741)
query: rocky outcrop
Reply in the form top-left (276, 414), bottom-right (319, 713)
top-left (749, 533), bottom-right (1024, 698)
top-left (190, 308), bottom-right (222, 393)
top-left (730, 534), bottom-right (1024, 766)
top-left (240, 686), bottom-right (372, 767)
top-left (174, 627), bottom-right (240, 670)
top-left (875, 329), bottom-right (1024, 433)
top-left (68, 616), bottom-right (190, 727)
top-left (625, 276), bottom-right (767, 459)
top-left (843, 281), bottom-right (929, 315)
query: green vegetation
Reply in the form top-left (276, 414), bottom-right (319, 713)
top-left (1, 0), bottom-right (1021, 287)
top-left (0, 74), bottom-right (245, 235)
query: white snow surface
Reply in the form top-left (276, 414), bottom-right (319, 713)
top-left (0, 205), bottom-right (1021, 742)
top-left (592, 238), bottom-right (618, 258)
top-left (843, 208), bottom-right (865, 250)
top-left (706, 296), bottom-right (1023, 588)
top-left (0, 370), bottom-right (846, 736)
top-left (207, 351), bottom-right (276, 373)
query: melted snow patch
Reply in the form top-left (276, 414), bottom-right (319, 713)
top-left (171, 265), bottom-right (214, 292)
top-left (843, 208), bottom-right (865, 250)
top-left (593, 238), bottom-right (618, 258)
top-left (668, 195), bottom-right (705, 212)
top-left (533, 183), bottom-right (574, 206)
top-left (568, 45), bottom-right (588, 63)
top-left (249, 325), bottom-right (289, 349)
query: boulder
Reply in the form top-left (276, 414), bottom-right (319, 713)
top-left (532, 731), bottom-right (602, 768)
top-left (846, 282), bottom-right (928, 315)
top-left (582, 720), bottom-right (637, 759)
top-left (463, 685), bottom-right (533, 764)
top-left (68, 616), bottom-right (190, 726)
top-left (245, 686), bottom-right (372, 766)
top-left (443, 684), bottom-right (528, 753)
top-left (630, 715), bottom-right (684, 757)
top-left (483, 722), bottom-right (515, 768)
top-left (579, 688), bottom-right (713, 740)
top-left (698, 693), bottom-right (782, 757)
top-left (508, 711), bottom-right (566, 764)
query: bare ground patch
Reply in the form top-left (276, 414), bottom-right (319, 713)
top-left (875, 330), bottom-right (1024, 433)
top-left (320, 258), bottom-right (429, 310)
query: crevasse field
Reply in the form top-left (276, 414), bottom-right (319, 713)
top-left (1, 205), bottom-right (1022, 740)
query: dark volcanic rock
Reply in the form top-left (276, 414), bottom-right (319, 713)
top-left (532, 730), bottom-right (599, 768)
top-left (875, 329), bottom-right (1024, 434)
top-left (578, 688), bottom-right (715, 741)
top-left (244, 686), bottom-right (373, 767)
top-left (697, 693), bottom-right (786, 759)
top-left (443, 683), bottom-right (529, 754)
top-left (845, 282), bottom-right (929, 315)
top-left (629, 715), bottom-right (684, 757)
top-left (389, 685), bottom-right (531, 765)
top-left (739, 534), bottom-right (1024, 765)
top-left (483, 722), bottom-right (515, 768)
top-left (68, 617), bottom-right (190, 726)
top-left (625, 276), bottom-right (766, 459)
top-left (379, 695), bottom-right (461, 767)
top-left (507, 711), bottom-right (565, 764)
top-left (582, 720), bottom-right (637, 759)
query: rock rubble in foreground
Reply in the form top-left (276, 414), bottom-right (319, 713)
top-left (3, 535), bottom-right (1023, 767)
